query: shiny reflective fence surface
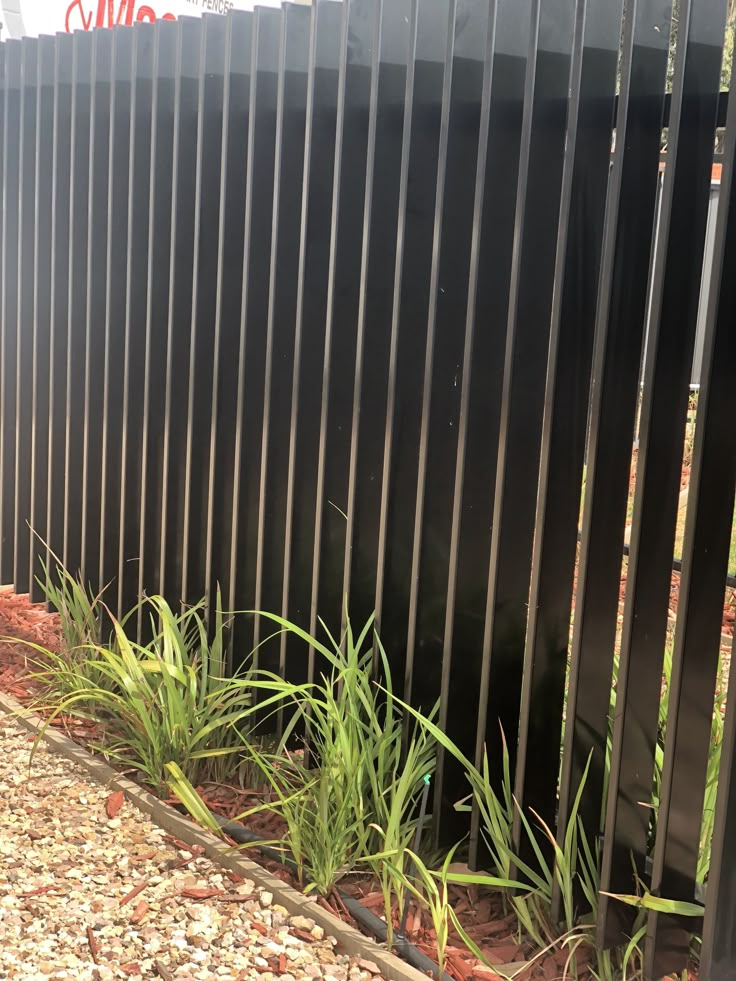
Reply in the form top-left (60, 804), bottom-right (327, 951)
top-left (1, 1), bottom-right (735, 975)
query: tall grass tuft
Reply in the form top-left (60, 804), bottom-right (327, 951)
top-left (30, 556), bottom-right (119, 706)
top-left (390, 696), bottom-right (647, 979)
top-left (27, 593), bottom-right (294, 791)
top-left (39, 555), bottom-right (105, 651)
top-left (170, 611), bottom-right (438, 899)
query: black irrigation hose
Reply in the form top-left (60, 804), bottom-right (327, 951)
top-left (621, 540), bottom-right (736, 590)
top-left (211, 813), bottom-right (710, 971)
top-left (205, 812), bottom-right (453, 981)
top-left (574, 530), bottom-right (736, 591)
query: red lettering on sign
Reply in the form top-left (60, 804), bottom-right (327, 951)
top-left (65, 0), bottom-right (94, 31)
top-left (95, 0), bottom-right (127, 26)
top-left (64, 0), bottom-right (177, 32)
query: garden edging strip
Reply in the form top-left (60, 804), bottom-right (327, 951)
top-left (0, 689), bottom-right (429, 981)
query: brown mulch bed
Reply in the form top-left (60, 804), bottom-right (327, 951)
top-left (0, 588), bottom-right (530, 981)
top-left (0, 585), bottom-right (708, 981)
top-left (0, 584), bottom-right (60, 695)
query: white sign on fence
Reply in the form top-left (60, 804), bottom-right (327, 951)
top-left (0, 0), bottom-right (284, 41)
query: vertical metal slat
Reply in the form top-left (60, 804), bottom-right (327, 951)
top-left (405, 0), bottom-right (492, 841)
top-left (13, 37), bottom-right (38, 593)
top-left (340, 0), bottom-right (413, 640)
top-left (79, 29), bottom-right (113, 588)
top-left (515, 0), bottom-right (623, 853)
top-left (62, 31), bottom-right (93, 579)
top-left (28, 36), bottom-right (55, 601)
top-left (116, 23), bottom-right (155, 617)
top-left (203, 10), bottom-right (253, 639)
top-left (180, 14), bottom-right (228, 610)
top-left (227, 6), bottom-right (281, 665)
top-left (277, 0), bottom-right (342, 689)
top-left (561, 0), bottom-right (672, 867)
top-left (373, 0), bottom-right (451, 698)
top-left (158, 17), bottom-right (203, 606)
top-left (444, 0), bottom-right (533, 865)
top-left (0, 41), bottom-right (21, 585)
top-left (99, 26), bottom-right (134, 606)
top-left (136, 19), bottom-right (178, 634)
top-left (477, 0), bottom-right (578, 835)
top-left (45, 33), bottom-right (74, 591)
top-left (252, 2), bottom-right (311, 674)
top-left (307, 0), bottom-right (380, 673)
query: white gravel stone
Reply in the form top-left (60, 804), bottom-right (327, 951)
top-left (290, 915), bottom-right (316, 932)
top-left (0, 714), bottom-right (386, 981)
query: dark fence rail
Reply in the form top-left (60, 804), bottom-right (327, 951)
top-left (1, 0), bottom-right (735, 976)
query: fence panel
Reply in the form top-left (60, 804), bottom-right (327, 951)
top-left (645, 24), bottom-right (736, 978)
top-left (1, 2), bottom-right (736, 976)
top-left (599, 0), bottom-right (728, 952)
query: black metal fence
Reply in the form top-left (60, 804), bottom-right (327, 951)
top-left (1, 0), bottom-right (736, 976)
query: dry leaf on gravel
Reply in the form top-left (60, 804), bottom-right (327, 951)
top-left (180, 886), bottom-right (224, 899)
top-left (106, 789), bottom-right (124, 818)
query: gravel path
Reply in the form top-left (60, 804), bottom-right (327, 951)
top-left (0, 713), bottom-right (386, 981)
